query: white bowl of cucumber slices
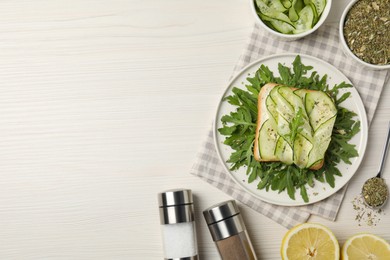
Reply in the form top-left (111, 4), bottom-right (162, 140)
top-left (250, 0), bottom-right (331, 41)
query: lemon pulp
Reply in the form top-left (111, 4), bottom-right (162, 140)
top-left (281, 223), bottom-right (339, 260)
top-left (342, 234), bottom-right (390, 260)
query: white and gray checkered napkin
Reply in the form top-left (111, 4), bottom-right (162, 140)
top-left (190, 23), bottom-right (389, 229)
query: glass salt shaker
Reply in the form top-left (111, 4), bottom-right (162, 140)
top-left (158, 189), bottom-right (199, 260)
top-left (203, 200), bottom-right (257, 260)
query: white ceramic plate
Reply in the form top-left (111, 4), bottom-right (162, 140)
top-left (214, 53), bottom-right (368, 206)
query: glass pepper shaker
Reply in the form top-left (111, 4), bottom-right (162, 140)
top-left (203, 200), bottom-right (257, 260)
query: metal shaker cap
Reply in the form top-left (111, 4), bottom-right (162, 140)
top-left (158, 189), bottom-right (194, 224)
top-left (158, 189), bottom-right (193, 207)
top-left (203, 200), bottom-right (240, 224)
top-left (203, 200), bottom-right (246, 241)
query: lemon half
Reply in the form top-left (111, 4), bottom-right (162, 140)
top-left (281, 223), bottom-right (340, 260)
top-left (341, 233), bottom-right (390, 260)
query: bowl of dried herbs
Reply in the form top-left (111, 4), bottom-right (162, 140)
top-left (339, 0), bottom-right (390, 70)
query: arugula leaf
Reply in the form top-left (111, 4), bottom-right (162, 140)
top-left (278, 63), bottom-right (293, 85)
top-left (292, 56), bottom-right (313, 85)
top-left (300, 185), bottom-right (309, 203)
top-left (218, 55), bottom-right (360, 201)
top-left (286, 170), bottom-right (296, 200)
top-left (287, 107), bottom-right (305, 145)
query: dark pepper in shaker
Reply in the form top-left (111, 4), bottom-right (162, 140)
top-left (203, 200), bottom-right (257, 260)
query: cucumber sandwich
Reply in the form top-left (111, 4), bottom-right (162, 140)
top-left (253, 83), bottom-right (337, 170)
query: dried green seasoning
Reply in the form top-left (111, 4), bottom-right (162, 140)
top-left (352, 195), bottom-right (384, 227)
top-left (343, 0), bottom-right (390, 65)
top-left (362, 177), bottom-right (388, 207)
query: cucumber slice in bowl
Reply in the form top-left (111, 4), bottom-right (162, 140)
top-left (293, 5), bottom-right (314, 34)
top-left (256, 0), bottom-right (295, 27)
top-left (312, 0), bottom-right (326, 16)
top-left (288, 0), bottom-right (299, 22)
top-left (294, 0), bottom-right (304, 13)
top-left (308, 2), bottom-right (319, 25)
top-left (259, 13), bottom-right (295, 34)
top-left (256, 0), bottom-right (280, 14)
top-left (270, 20), bottom-right (295, 34)
top-left (267, 0), bottom-right (288, 12)
top-left (281, 0), bottom-right (292, 9)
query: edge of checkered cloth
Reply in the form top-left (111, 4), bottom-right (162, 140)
top-left (189, 23), bottom-right (388, 229)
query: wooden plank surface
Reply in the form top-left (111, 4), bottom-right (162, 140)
top-left (0, 0), bottom-right (388, 259)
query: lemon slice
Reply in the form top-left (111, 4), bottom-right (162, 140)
top-left (281, 223), bottom-right (339, 260)
top-left (341, 233), bottom-right (390, 260)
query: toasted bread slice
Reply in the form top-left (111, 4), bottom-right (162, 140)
top-left (254, 83), bottom-right (334, 170)
top-left (253, 83), bottom-right (280, 162)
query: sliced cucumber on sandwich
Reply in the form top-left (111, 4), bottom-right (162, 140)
top-left (254, 83), bottom-right (336, 170)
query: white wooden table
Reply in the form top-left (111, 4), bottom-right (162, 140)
top-left (0, 0), bottom-right (388, 259)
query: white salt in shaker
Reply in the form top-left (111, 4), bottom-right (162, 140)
top-left (158, 189), bottom-right (199, 260)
